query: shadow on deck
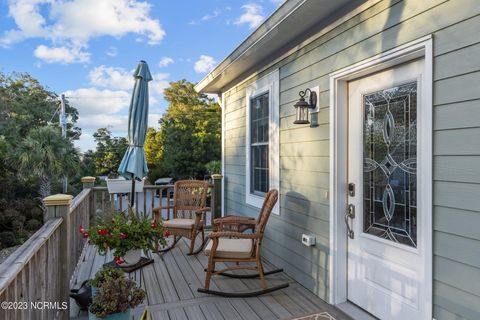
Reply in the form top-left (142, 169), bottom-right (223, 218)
top-left (70, 238), bottom-right (351, 320)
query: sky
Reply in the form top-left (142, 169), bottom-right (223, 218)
top-left (0, 0), bottom-right (283, 151)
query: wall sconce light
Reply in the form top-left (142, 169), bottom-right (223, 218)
top-left (293, 88), bottom-right (317, 124)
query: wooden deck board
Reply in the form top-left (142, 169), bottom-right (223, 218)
top-left (70, 237), bottom-right (352, 320)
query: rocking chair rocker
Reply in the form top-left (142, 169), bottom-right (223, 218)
top-left (198, 189), bottom-right (289, 297)
top-left (153, 180), bottom-right (209, 255)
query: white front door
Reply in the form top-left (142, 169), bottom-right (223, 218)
top-left (346, 59), bottom-right (427, 320)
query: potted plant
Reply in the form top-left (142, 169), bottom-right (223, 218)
top-left (89, 267), bottom-right (125, 297)
top-left (88, 267), bottom-right (145, 320)
top-left (80, 210), bottom-right (167, 266)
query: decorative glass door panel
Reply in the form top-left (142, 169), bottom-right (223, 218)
top-left (363, 82), bottom-right (417, 247)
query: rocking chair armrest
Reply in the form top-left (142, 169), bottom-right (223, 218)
top-left (208, 231), bottom-right (261, 239)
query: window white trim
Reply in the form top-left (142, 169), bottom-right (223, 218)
top-left (220, 92), bottom-right (225, 217)
top-left (328, 36), bottom-right (432, 320)
top-left (246, 70), bottom-right (280, 215)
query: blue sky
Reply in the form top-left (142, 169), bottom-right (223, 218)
top-left (0, 0), bottom-right (282, 151)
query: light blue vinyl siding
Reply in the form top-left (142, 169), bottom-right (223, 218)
top-left (221, 0), bottom-right (480, 318)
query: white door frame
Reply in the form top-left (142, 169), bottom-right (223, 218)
top-left (328, 36), bottom-right (433, 319)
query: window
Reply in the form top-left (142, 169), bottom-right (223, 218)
top-left (250, 93), bottom-right (269, 195)
top-left (245, 70), bottom-right (279, 214)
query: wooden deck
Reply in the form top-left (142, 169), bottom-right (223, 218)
top-left (70, 238), bottom-right (351, 320)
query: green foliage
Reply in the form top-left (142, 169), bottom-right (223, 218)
top-left (25, 219), bottom-right (41, 231)
top-left (145, 80), bottom-right (221, 179)
top-left (89, 266), bottom-right (125, 288)
top-left (146, 165), bottom-right (168, 185)
top-left (93, 128), bottom-right (128, 177)
top-left (0, 231), bottom-right (17, 249)
top-left (81, 209), bottom-right (167, 259)
top-left (17, 126), bottom-right (80, 198)
top-left (205, 160), bottom-right (221, 175)
top-left (89, 267), bottom-right (145, 318)
top-left (0, 71), bottom-right (81, 247)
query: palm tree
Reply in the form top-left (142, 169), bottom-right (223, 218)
top-left (17, 126), bottom-right (80, 200)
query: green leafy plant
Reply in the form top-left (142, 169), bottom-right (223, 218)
top-left (89, 267), bottom-right (145, 318)
top-left (89, 266), bottom-right (125, 288)
top-left (80, 209), bottom-right (167, 263)
top-left (205, 160), bottom-right (221, 175)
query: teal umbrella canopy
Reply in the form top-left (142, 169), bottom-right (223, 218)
top-left (118, 60), bottom-right (153, 181)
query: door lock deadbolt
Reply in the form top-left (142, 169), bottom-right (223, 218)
top-left (348, 183), bottom-right (355, 197)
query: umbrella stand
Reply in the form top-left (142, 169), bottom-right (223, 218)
top-left (130, 174), bottom-right (136, 207)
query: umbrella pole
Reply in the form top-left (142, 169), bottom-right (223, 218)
top-left (131, 175), bottom-right (136, 208)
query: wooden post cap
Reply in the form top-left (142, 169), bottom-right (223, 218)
top-left (43, 194), bottom-right (73, 207)
top-left (211, 174), bottom-right (223, 180)
top-left (81, 176), bottom-right (96, 183)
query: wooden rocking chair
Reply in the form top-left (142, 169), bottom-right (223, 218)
top-left (153, 180), bottom-right (209, 255)
top-left (198, 189), bottom-right (289, 297)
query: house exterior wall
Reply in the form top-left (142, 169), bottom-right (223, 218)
top-left (221, 0), bottom-right (480, 318)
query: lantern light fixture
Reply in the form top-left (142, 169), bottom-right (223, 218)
top-left (293, 88), bottom-right (317, 124)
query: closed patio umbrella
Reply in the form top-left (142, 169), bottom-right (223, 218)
top-left (118, 60), bottom-right (152, 206)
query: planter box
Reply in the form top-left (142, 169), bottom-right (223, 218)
top-left (106, 178), bottom-right (145, 194)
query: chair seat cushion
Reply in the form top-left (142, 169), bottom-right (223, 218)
top-left (164, 218), bottom-right (195, 229)
top-left (204, 238), bottom-right (253, 259)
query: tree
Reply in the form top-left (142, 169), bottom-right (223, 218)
top-left (144, 127), bottom-right (163, 164)
top-left (93, 128), bottom-right (128, 177)
top-left (0, 72), bottom-right (82, 247)
top-left (17, 126), bottom-right (80, 199)
top-left (157, 80), bottom-right (221, 179)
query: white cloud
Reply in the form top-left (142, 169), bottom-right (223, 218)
top-left (76, 114), bottom-right (128, 131)
top-left (34, 44), bottom-right (90, 64)
top-left (75, 132), bottom-right (97, 151)
top-left (88, 65), bottom-right (169, 96)
top-left (89, 65), bottom-right (134, 90)
top-left (2, 0), bottom-right (165, 63)
top-left (158, 57), bottom-right (174, 67)
top-left (194, 55), bottom-right (216, 74)
top-left (64, 87), bottom-right (130, 115)
top-left (201, 9), bottom-right (220, 22)
top-left (150, 72), bottom-right (170, 95)
top-left (234, 3), bottom-right (264, 29)
top-left (105, 46), bottom-right (117, 57)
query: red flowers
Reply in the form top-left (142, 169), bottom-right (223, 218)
top-left (164, 230), bottom-right (171, 237)
top-left (79, 226), bottom-right (88, 238)
top-left (114, 256), bottom-right (124, 265)
top-left (151, 219), bottom-right (157, 229)
top-left (97, 229), bottom-right (109, 236)
top-left (120, 233), bottom-right (126, 239)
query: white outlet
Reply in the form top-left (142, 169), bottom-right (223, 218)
top-left (302, 234), bottom-right (316, 246)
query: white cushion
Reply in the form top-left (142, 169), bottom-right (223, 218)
top-left (164, 218), bottom-right (195, 229)
top-left (204, 238), bottom-right (253, 259)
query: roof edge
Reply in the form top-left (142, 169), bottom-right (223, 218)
top-left (195, 0), bottom-right (306, 93)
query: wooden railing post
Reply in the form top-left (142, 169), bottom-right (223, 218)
top-left (43, 194), bottom-right (73, 320)
top-left (82, 176), bottom-right (96, 227)
top-left (211, 174), bottom-right (223, 219)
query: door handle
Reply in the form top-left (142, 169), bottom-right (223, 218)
top-left (345, 204), bottom-right (355, 239)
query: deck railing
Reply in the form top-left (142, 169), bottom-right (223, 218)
top-left (92, 183), bottom-right (217, 226)
top-left (0, 183), bottom-right (93, 320)
top-left (0, 175), bottom-right (223, 319)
